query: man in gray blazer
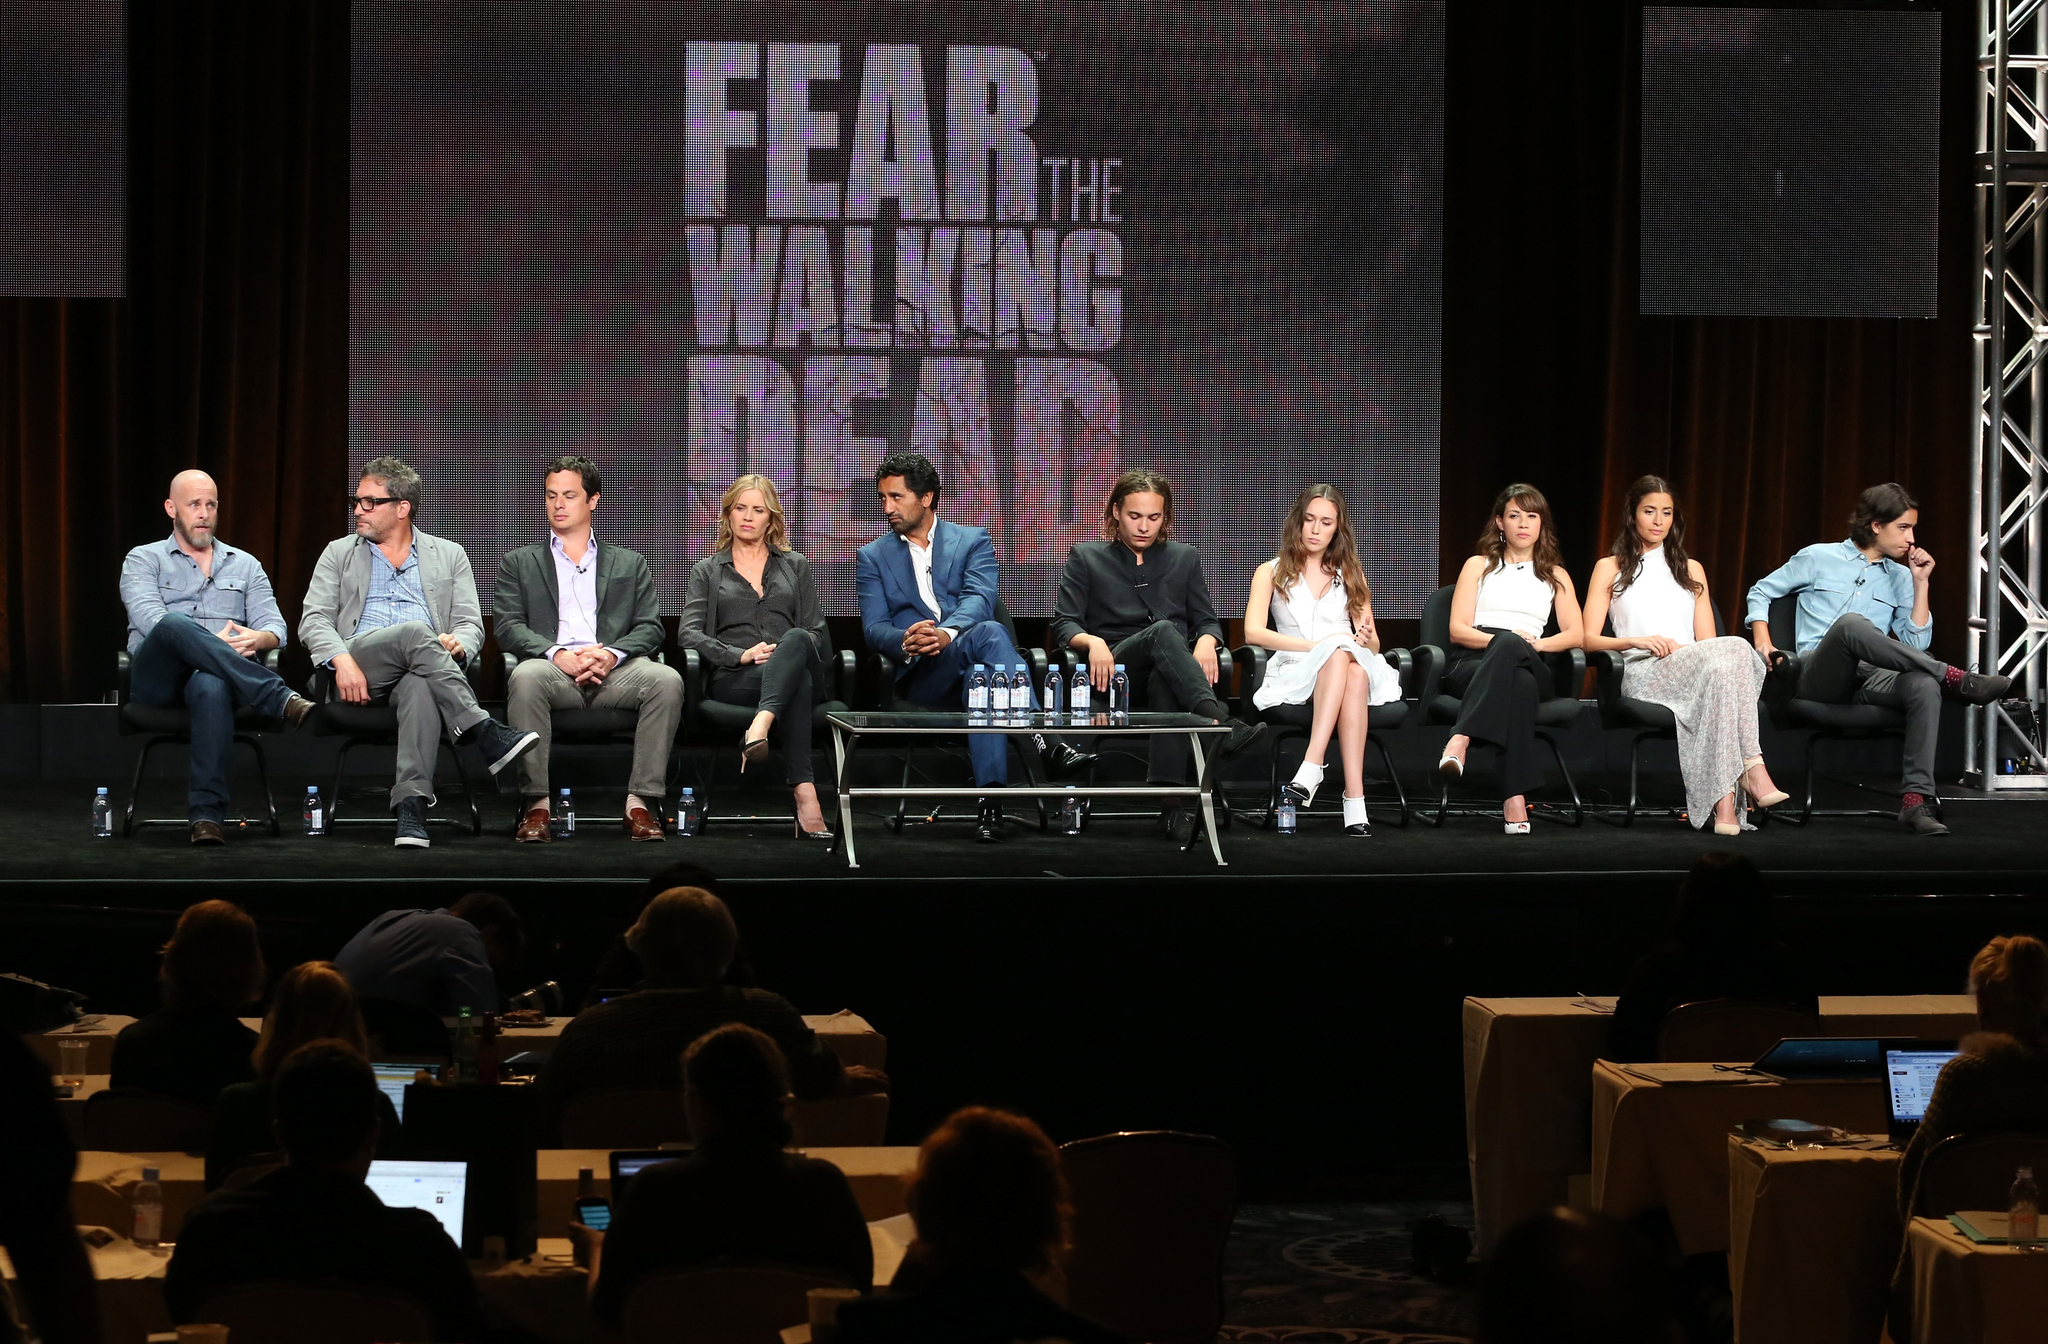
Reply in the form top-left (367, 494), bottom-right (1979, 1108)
top-left (300, 456), bottom-right (538, 848)
top-left (494, 455), bottom-right (682, 843)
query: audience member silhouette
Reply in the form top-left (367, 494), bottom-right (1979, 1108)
top-left (0, 1033), bottom-right (105, 1344)
top-left (1476, 1207), bottom-right (1680, 1344)
top-left (585, 1023), bottom-right (873, 1324)
top-left (1608, 854), bottom-right (1816, 1062)
top-left (333, 891), bottom-right (524, 1016)
top-left (836, 1106), bottom-right (1123, 1344)
top-left (111, 900), bottom-right (266, 1109)
top-left (165, 1040), bottom-right (481, 1340)
top-left (581, 860), bottom-right (757, 1009)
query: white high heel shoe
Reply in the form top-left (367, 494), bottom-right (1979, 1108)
top-left (1342, 794), bottom-right (1371, 836)
top-left (1438, 750), bottom-right (1464, 780)
top-left (1284, 760), bottom-right (1324, 808)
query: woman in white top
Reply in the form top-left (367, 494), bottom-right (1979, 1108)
top-left (1438, 485), bottom-right (1585, 834)
top-left (1582, 476), bottom-right (1787, 835)
top-left (1241, 485), bottom-right (1403, 835)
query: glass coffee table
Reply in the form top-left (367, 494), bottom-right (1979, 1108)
top-left (825, 711), bottom-right (1233, 868)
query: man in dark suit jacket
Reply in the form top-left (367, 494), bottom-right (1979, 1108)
top-left (855, 453), bottom-right (1093, 842)
top-left (494, 455), bottom-right (682, 843)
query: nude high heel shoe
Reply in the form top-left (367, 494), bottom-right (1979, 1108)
top-left (1742, 756), bottom-right (1790, 810)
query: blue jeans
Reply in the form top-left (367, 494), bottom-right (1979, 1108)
top-left (129, 613), bottom-right (292, 822)
top-left (897, 620), bottom-right (1034, 786)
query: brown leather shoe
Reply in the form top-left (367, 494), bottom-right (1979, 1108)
top-left (282, 694), bottom-right (317, 730)
top-left (190, 820), bottom-right (225, 845)
top-left (624, 806), bottom-right (665, 842)
top-left (515, 805), bottom-right (552, 843)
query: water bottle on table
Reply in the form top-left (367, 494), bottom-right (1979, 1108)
top-left (990, 666), bottom-right (1010, 723)
top-left (132, 1166), bottom-right (163, 1247)
top-left (1015, 666), bottom-right (1031, 723)
top-left (1070, 663), bottom-right (1091, 723)
top-left (303, 786), bottom-right (326, 836)
top-left (92, 787), bottom-right (112, 837)
top-left (453, 1005), bottom-right (477, 1082)
top-left (1043, 664), bottom-right (1062, 718)
top-left (2013, 1166), bottom-right (2040, 1242)
top-left (967, 664), bottom-right (990, 724)
top-left (1109, 664), bottom-right (1130, 721)
top-left (676, 787), bottom-right (702, 837)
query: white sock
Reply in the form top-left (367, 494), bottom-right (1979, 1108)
top-left (626, 794), bottom-right (651, 816)
top-left (526, 795), bottom-right (550, 815)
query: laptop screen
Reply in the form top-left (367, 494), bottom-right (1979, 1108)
top-left (369, 1063), bottom-right (440, 1122)
top-left (609, 1149), bottom-right (686, 1195)
top-left (1886, 1049), bottom-right (1957, 1123)
top-left (366, 1158), bottom-right (467, 1244)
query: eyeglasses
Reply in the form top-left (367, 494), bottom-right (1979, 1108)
top-left (348, 495), bottom-right (397, 511)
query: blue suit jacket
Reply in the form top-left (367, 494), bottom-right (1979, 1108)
top-left (855, 518), bottom-right (999, 680)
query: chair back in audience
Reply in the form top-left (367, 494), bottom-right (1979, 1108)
top-left (194, 1283), bottom-right (435, 1344)
top-left (559, 1086), bottom-right (691, 1148)
top-left (81, 1088), bottom-right (212, 1151)
top-left (620, 1260), bottom-right (853, 1344)
top-left (1654, 999), bottom-right (1822, 1063)
top-left (359, 996), bottom-right (455, 1062)
top-left (789, 1093), bottom-right (889, 1147)
top-left (1915, 1131), bottom-right (2048, 1216)
top-left (218, 1153), bottom-right (285, 1192)
top-left (1059, 1130), bottom-right (1238, 1344)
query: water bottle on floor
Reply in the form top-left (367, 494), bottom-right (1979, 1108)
top-left (2013, 1166), bottom-right (2039, 1242)
top-left (303, 786), bottom-right (326, 836)
top-left (1070, 664), bottom-right (1091, 723)
top-left (1060, 787), bottom-right (1083, 835)
top-left (1109, 664), bottom-right (1130, 721)
top-left (553, 787), bottom-right (576, 838)
top-left (967, 664), bottom-right (990, 724)
top-left (92, 787), bottom-right (112, 838)
top-left (1276, 796), bottom-right (1298, 834)
top-left (990, 665), bottom-right (1011, 724)
top-left (1043, 663), bottom-right (1062, 719)
top-left (676, 787), bottom-right (702, 837)
top-left (132, 1166), bottom-right (163, 1247)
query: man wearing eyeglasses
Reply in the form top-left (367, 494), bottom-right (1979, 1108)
top-left (300, 456), bottom-right (538, 848)
top-left (119, 469), bottom-right (318, 845)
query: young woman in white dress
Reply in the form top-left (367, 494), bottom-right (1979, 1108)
top-left (1241, 485), bottom-right (1402, 836)
top-left (1438, 485), bottom-right (1584, 834)
top-left (1581, 475), bottom-right (1788, 835)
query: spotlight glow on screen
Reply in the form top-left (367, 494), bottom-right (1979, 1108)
top-left (351, 2), bottom-right (1442, 616)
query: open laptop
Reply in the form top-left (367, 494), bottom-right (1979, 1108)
top-left (368, 1062), bottom-right (443, 1123)
top-left (1886, 1046), bottom-right (1960, 1142)
top-left (366, 1158), bottom-right (468, 1244)
top-left (1749, 1037), bottom-right (1888, 1081)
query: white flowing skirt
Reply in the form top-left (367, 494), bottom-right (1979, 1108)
top-left (1251, 634), bottom-right (1402, 710)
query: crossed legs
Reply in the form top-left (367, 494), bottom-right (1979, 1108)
top-left (1301, 656), bottom-right (1373, 799)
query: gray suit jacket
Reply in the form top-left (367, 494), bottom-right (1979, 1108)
top-left (493, 538), bottom-right (665, 664)
top-left (298, 530), bottom-right (485, 667)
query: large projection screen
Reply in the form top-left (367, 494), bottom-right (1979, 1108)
top-left (351, 2), bottom-right (1442, 618)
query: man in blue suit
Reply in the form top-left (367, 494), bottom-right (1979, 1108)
top-left (856, 453), bottom-right (1096, 842)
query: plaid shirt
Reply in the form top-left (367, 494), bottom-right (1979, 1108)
top-left (355, 539), bottom-right (434, 636)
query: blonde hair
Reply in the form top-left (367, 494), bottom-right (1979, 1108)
top-left (1970, 935), bottom-right (2048, 1050)
top-left (715, 475), bottom-right (788, 553)
top-left (252, 962), bottom-right (368, 1081)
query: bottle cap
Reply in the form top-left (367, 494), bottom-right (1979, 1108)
top-left (1115, 663), bottom-right (1127, 671)
top-left (142, 1166), bottom-right (159, 1181)
top-left (682, 788), bottom-right (693, 798)
top-left (974, 663), bottom-right (985, 670)
top-left (96, 787), bottom-right (108, 795)
top-left (459, 1005), bottom-right (472, 1018)
top-left (579, 1167), bottom-right (593, 1180)
top-left (560, 787), bottom-right (570, 795)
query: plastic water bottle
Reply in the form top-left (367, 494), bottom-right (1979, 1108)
top-left (553, 787), bottom-right (576, 838)
top-left (132, 1166), bottom-right (163, 1247)
top-left (1070, 664), bottom-right (1091, 722)
top-left (676, 787), bottom-right (702, 837)
top-left (1015, 665), bottom-right (1032, 723)
top-left (1109, 664), bottom-right (1130, 721)
top-left (453, 1006), bottom-right (477, 1083)
top-left (1060, 787), bottom-right (1083, 835)
top-left (2013, 1166), bottom-right (2040, 1243)
top-left (967, 664), bottom-right (990, 724)
top-left (1043, 664), bottom-right (1063, 718)
top-left (990, 665), bottom-right (1011, 723)
top-left (1276, 796), bottom-right (1298, 834)
top-left (92, 787), bottom-right (112, 838)
top-left (303, 786), bottom-right (326, 836)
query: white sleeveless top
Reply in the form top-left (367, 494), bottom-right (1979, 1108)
top-left (1608, 546), bottom-right (1696, 655)
top-left (1271, 569), bottom-right (1355, 643)
top-left (1473, 560), bottom-right (1554, 634)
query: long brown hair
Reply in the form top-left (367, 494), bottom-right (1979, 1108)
top-left (252, 962), bottom-right (369, 1081)
top-left (1609, 475), bottom-right (1703, 597)
top-left (1273, 484), bottom-right (1372, 620)
top-left (1970, 935), bottom-right (2048, 1052)
top-left (714, 474), bottom-right (789, 552)
top-left (160, 900), bottom-right (266, 1011)
top-left (1476, 483), bottom-right (1567, 591)
top-left (1099, 469), bottom-right (1175, 541)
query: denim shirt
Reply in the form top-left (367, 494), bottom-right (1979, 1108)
top-left (1744, 538), bottom-right (1931, 654)
top-left (356, 540), bottom-right (434, 636)
top-left (119, 535), bottom-right (287, 654)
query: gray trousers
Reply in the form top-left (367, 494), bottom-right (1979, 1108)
top-left (346, 621), bottom-right (490, 807)
top-left (507, 654), bottom-right (684, 799)
top-left (1796, 612), bottom-right (1946, 797)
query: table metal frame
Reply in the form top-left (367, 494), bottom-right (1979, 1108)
top-left (826, 711), bottom-right (1231, 868)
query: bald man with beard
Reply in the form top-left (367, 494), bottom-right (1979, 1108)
top-left (119, 470), bottom-right (315, 844)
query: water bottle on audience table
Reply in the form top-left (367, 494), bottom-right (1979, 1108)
top-left (989, 665), bottom-right (1010, 724)
top-left (2013, 1166), bottom-right (2040, 1242)
top-left (553, 787), bottom-right (575, 838)
top-left (1061, 787), bottom-right (1083, 835)
top-left (453, 1005), bottom-right (477, 1083)
top-left (1070, 663), bottom-right (1090, 723)
top-left (1276, 795), bottom-right (1298, 835)
top-left (676, 787), bottom-right (702, 837)
top-left (967, 664), bottom-right (989, 724)
top-left (1043, 662), bottom-right (1062, 719)
top-left (476, 1012), bottom-right (500, 1085)
top-left (92, 787), bottom-right (112, 838)
top-left (1109, 664), bottom-right (1130, 722)
top-left (132, 1166), bottom-right (163, 1248)
top-left (303, 786), bottom-right (326, 836)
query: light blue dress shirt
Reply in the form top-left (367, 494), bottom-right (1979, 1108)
top-left (1744, 538), bottom-right (1931, 654)
top-left (355, 541), bottom-right (434, 636)
top-left (119, 535), bottom-right (287, 654)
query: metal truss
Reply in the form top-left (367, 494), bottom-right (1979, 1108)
top-left (1970, 0), bottom-right (2048, 787)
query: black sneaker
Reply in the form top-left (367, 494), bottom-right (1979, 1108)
top-left (394, 796), bottom-right (431, 848)
top-left (464, 717), bottom-right (541, 775)
top-left (1158, 804), bottom-right (1198, 846)
top-left (1899, 801), bottom-right (1949, 837)
top-left (1954, 670), bottom-right (2014, 705)
top-left (1036, 738), bottom-right (1098, 780)
top-left (1217, 718), bottom-right (1267, 759)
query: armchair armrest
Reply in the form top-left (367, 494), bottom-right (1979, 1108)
top-left (682, 647), bottom-right (708, 710)
top-left (1025, 646), bottom-right (1050, 697)
top-left (1547, 647), bottom-right (1588, 701)
top-left (1410, 644), bottom-right (1447, 713)
top-left (1587, 648), bottom-right (1624, 711)
top-left (1231, 645), bottom-right (1269, 711)
top-left (501, 651), bottom-right (518, 687)
top-left (834, 648), bottom-right (857, 706)
top-left (1214, 647), bottom-right (1234, 708)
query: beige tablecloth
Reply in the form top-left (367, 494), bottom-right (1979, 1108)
top-left (1589, 1060), bottom-right (1888, 1255)
top-left (1726, 1136), bottom-right (1900, 1344)
top-left (1464, 993), bottom-right (1972, 1253)
top-left (1905, 1216), bottom-right (2048, 1344)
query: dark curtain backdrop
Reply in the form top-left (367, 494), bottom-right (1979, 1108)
top-left (0, 0), bottom-right (1982, 700)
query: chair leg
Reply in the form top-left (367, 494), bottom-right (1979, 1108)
top-left (241, 736), bottom-right (280, 835)
top-left (890, 751), bottom-right (912, 834)
top-left (1369, 734), bottom-right (1409, 828)
top-left (1538, 733), bottom-right (1585, 827)
top-left (1261, 739), bottom-right (1282, 830)
top-left (329, 739), bottom-right (353, 824)
top-left (1624, 734), bottom-right (1643, 827)
top-left (445, 731), bottom-right (482, 835)
top-left (124, 737), bottom-right (159, 837)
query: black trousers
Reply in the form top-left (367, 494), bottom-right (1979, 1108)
top-left (1111, 619), bottom-right (1220, 784)
top-left (1445, 630), bottom-right (1554, 800)
top-left (710, 628), bottom-right (822, 785)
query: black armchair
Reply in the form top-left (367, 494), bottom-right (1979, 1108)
top-left (1416, 583), bottom-right (1586, 827)
top-left (306, 659), bottom-right (484, 834)
top-left (115, 648), bottom-right (283, 836)
top-left (1228, 631), bottom-right (1418, 829)
top-left (500, 650), bottom-right (677, 827)
top-left (1587, 604), bottom-right (1725, 826)
top-left (681, 641), bottom-right (856, 822)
